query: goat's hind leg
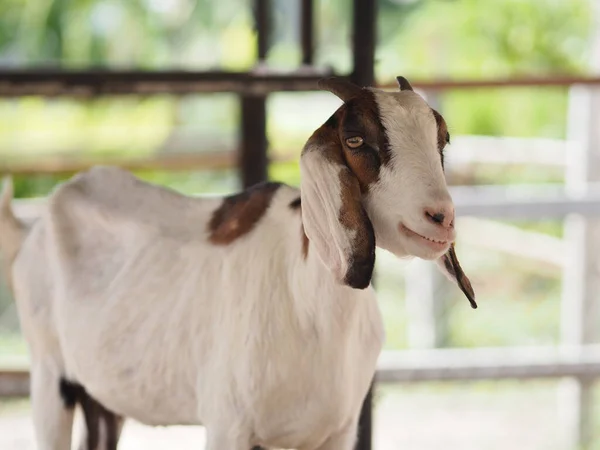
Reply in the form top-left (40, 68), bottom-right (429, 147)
top-left (75, 386), bottom-right (125, 450)
top-left (30, 361), bottom-right (75, 450)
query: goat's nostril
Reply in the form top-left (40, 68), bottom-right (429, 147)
top-left (424, 208), bottom-right (454, 228)
top-left (425, 210), bottom-right (445, 225)
top-left (429, 212), bottom-right (445, 224)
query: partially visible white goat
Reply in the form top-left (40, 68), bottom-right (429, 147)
top-left (0, 76), bottom-right (475, 450)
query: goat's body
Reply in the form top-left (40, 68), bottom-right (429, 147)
top-left (7, 167), bottom-right (384, 449)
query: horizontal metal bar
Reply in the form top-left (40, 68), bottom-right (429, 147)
top-left (4, 345), bottom-right (600, 397)
top-left (451, 184), bottom-right (600, 219)
top-left (447, 135), bottom-right (569, 167)
top-left (0, 68), bottom-right (333, 97)
top-left (456, 217), bottom-right (565, 267)
top-left (2, 70), bottom-right (599, 98)
top-left (376, 345), bottom-right (600, 383)
top-left (0, 151), bottom-right (295, 176)
top-left (379, 75), bottom-right (600, 91)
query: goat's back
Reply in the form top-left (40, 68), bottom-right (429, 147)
top-left (12, 167), bottom-right (308, 421)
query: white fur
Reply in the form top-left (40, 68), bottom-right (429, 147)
top-left (366, 90), bottom-right (455, 260)
top-left (2, 167), bottom-right (383, 450)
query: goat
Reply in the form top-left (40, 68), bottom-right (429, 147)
top-left (0, 76), bottom-right (475, 450)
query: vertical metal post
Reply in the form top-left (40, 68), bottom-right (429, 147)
top-left (351, 0), bottom-right (376, 87)
top-left (350, 1), bottom-right (377, 449)
top-left (240, 97), bottom-right (268, 188)
top-left (255, 0), bottom-right (270, 61)
top-left (301, 0), bottom-right (314, 65)
top-left (240, 0), bottom-right (270, 189)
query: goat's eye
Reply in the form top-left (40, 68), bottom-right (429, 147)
top-left (345, 136), bottom-right (364, 148)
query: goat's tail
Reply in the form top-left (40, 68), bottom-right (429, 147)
top-left (0, 177), bottom-right (26, 280)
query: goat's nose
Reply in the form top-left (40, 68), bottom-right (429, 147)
top-left (424, 207), bottom-right (455, 228)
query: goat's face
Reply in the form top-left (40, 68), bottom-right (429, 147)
top-left (300, 76), bottom-right (476, 308)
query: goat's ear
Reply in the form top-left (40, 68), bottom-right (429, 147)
top-left (396, 76), bottom-right (414, 92)
top-left (436, 243), bottom-right (477, 309)
top-left (318, 77), bottom-right (364, 102)
top-left (300, 122), bottom-right (375, 289)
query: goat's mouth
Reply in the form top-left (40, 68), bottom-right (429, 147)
top-left (399, 223), bottom-right (451, 253)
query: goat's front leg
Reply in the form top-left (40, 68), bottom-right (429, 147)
top-left (30, 360), bottom-right (75, 450)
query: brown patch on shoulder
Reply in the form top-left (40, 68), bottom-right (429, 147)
top-left (209, 182), bottom-right (282, 245)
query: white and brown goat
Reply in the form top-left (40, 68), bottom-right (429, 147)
top-left (0, 76), bottom-right (475, 450)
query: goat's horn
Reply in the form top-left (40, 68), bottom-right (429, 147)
top-left (396, 76), bottom-right (414, 92)
top-left (318, 77), bottom-right (363, 102)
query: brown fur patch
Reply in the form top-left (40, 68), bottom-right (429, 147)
top-left (209, 182), bottom-right (281, 245)
top-left (305, 90), bottom-right (389, 194)
top-left (340, 92), bottom-right (391, 192)
top-left (337, 167), bottom-right (375, 288)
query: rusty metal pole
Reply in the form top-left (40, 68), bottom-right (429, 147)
top-left (301, 0), bottom-right (314, 65)
top-left (240, 0), bottom-right (270, 188)
top-left (351, 0), bottom-right (377, 449)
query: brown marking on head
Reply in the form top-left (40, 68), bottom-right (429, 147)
top-left (307, 89), bottom-right (391, 194)
top-left (337, 167), bottom-right (375, 287)
top-left (302, 111), bottom-right (377, 275)
top-left (298, 78), bottom-right (386, 287)
top-left (209, 182), bottom-right (281, 245)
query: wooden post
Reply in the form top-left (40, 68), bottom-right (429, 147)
top-left (350, 0), bottom-right (377, 449)
top-left (240, 0), bottom-right (270, 189)
top-left (351, 0), bottom-right (376, 87)
top-left (301, 0), bottom-right (314, 65)
top-left (240, 96), bottom-right (268, 188)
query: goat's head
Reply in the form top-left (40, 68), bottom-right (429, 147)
top-left (300, 76), bottom-right (476, 308)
